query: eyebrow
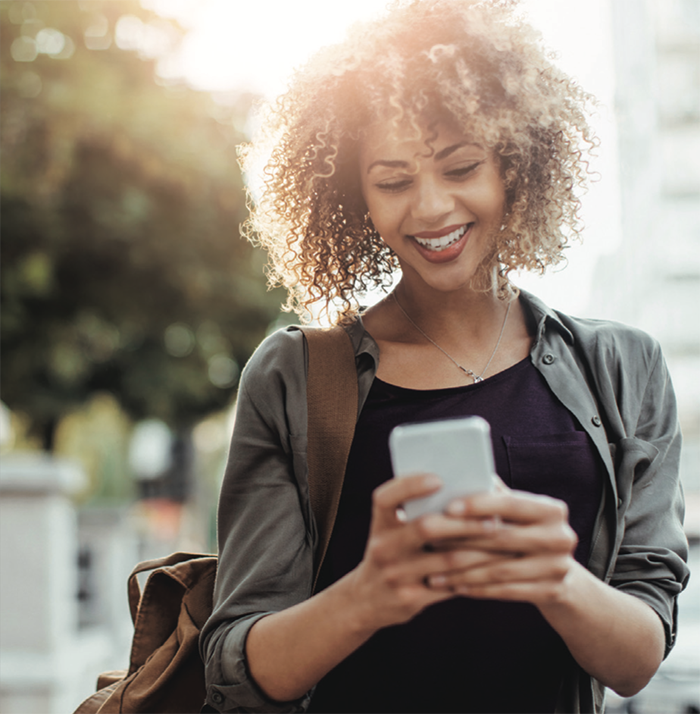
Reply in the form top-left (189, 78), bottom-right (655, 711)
top-left (434, 141), bottom-right (472, 161)
top-left (366, 142), bottom-right (479, 173)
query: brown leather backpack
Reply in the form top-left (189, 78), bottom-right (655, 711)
top-left (74, 553), bottom-right (217, 714)
top-left (73, 326), bottom-right (358, 713)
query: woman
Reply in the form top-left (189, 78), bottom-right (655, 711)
top-left (200, 1), bottom-right (689, 712)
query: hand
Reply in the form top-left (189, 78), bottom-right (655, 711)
top-left (424, 486), bottom-right (578, 606)
top-left (345, 473), bottom-right (500, 632)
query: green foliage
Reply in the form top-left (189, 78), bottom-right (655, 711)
top-left (1, 0), bottom-right (283, 440)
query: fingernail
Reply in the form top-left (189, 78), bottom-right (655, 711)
top-left (429, 574), bottom-right (447, 588)
top-left (424, 474), bottom-right (442, 489)
top-left (446, 500), bottom-right (466, 516)
top-left (456, 585), bottom-right (471, 595)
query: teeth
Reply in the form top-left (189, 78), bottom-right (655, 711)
top-left (413, 224), bottom-right (469, 251)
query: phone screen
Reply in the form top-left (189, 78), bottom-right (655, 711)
top-left (389, 416), bottom-right (496, 519)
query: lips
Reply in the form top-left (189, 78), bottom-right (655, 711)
top-left (406, 222), bottom-right (473, 264)
top-left (411, 224), bottom-right (471, 252)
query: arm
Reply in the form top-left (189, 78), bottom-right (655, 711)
top-left (200, 330), bottom-right (318, 712)
top-left (424, 344), bottom-right (688, 698)
top-left (246, 474), bottom-right (497, 702)
top-left (430, 490), bottom-right (664, 697)
top-left (539, 560), bottom-right (665, 697)
top-left (608, 346), bottom-right (688, 656)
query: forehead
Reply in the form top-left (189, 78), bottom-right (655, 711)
top-left (359, 119), bottom-right (482, 165)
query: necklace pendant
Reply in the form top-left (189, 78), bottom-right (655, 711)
top-left (392, 293), bottom-right (511, 389)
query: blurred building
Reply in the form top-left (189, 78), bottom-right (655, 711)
top-left (0, 455), bottom-right (136, 714)
top-left (590, 0), bottom-right (700, 534)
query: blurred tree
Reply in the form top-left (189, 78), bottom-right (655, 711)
top-left (1, 0), bottom-right (283, 450)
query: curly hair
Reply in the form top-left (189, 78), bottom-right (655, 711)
top-left (240, 0), bottom-right (597, 322)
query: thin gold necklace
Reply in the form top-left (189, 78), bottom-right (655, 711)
top-left (392, 292), bottom-right (511, 384)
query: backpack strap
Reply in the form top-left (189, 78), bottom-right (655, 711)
top-left (299, 325), bottom-right (358, 591)
top-left (124, 326), bottom-right (358, 625)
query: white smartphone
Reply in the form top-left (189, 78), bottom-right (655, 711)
top-left (389, 416), bottom-right (496, 519)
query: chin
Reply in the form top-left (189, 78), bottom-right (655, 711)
top-left (400, 257), bottom-right (490, 296)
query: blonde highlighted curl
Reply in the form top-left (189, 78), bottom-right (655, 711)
top-left (240, 0), bottom-right (598, 323)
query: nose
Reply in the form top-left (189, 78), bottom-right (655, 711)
top-left (411, 175), bottom-right (454, 226)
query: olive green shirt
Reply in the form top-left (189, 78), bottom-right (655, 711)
top-left (201, 291), bottom-right (689, 713)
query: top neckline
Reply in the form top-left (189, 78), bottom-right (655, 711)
top-left (373, 355), bottom-right (532, 396)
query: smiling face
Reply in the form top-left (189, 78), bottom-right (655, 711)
top-left (359, 120), bottom-right (506, 296)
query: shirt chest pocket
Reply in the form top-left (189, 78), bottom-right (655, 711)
top-left (504, 432), bottom-right (603, 563)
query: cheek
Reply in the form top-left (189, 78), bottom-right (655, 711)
top-left (365, 196), bottom-right (401, 236)
top-left (492, 192), bottom-right (506, 221)
top-left (487, 172), bottom-right (507, 217)
top-left (474, 183), bottom-right (506, 223)
top-left (360, 183), bottom-right (379, 222)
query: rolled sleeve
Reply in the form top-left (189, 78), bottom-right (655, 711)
top-left (200, 329), bottom-right (317, 712)
top-left (206, 613), bottom-right (311, 713)
top-left (609, 348), bottom-right (689, 655)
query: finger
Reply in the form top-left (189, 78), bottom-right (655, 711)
top-left (444, 520), bottom-right (577, 558)
top-left (381, 548), bottom-right (509, 586)
top-left (429, 554), bottom-right (572, 591)
top-left (417, 511), bottom-right (502, 547)
top-left (371, 474), bottom-right (442, 531)
top-left (364, 512), bottom-right (470, 566)
top-left (442, 475), bottom-right (507, 518)
top-left (400, 582), bottom-right (460, 611)
top-left (425, 534), bottom-right (498, 552)
top-left (452, 580), bottom-right (568, 604)
top-left (498, 520), bottom-right (575, 555)
top-left (364, 511), bottom-right (491, 568)
top-left (447, 490), bottom-right (570, 526)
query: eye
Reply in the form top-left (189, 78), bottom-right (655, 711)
top-left (445, 161), bottom-right (483, 179)
top-left (375, 178), bottom-right (412, 193)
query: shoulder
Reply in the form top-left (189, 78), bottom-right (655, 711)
top-left (239, 327), bottom-right (307, 403)
top-left (522, 290), bottom-right (663, 374)
top-left (559, 313), bottom-right (661, 366)
top-left (243, 326), bottom-right (306, 376)
top-left (558, 317), bottom-right (666, 395)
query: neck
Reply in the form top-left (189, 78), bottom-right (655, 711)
top-left (362, 277), bottom-right (531, 389)
top-left (393, 280), bottom-right (505, 343)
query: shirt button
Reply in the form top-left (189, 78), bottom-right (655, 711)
top-left (211, 691), bottom-right (224, 705)
top-left (542, 353), bottom-right (555, 364)
top-left (617, 497), bottom-right (623, 509)
top-left (592, 415), bottom-right (602, 427)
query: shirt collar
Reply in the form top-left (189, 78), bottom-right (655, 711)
top-left (344, 312), bottom-right (380, 364)
top-left (518, 289), bottom-right (574, 346)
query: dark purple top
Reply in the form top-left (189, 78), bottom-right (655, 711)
top-left (309, 357), bottom-right (604, 713)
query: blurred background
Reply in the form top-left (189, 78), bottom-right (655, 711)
top-left (0, 1), bottom-right (698, 712)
